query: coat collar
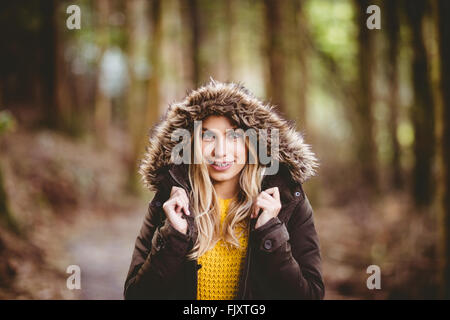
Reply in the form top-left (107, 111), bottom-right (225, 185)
top-left (166, 163), bottom-right (304, 220)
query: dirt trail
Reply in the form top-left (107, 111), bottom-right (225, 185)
top-left (64, 206), bottom-right (145, 300)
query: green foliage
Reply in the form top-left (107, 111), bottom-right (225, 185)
top-left (0, 168), bottom-right (21, 235)
top-left (0, 111), bottom-right (16, 136)
top-left (304, 0), bottom-right (358, 81)
top-left (0, 111), bottom-right (19, 234)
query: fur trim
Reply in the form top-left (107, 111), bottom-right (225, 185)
top-left (139, 80), bottom-right (319, 192)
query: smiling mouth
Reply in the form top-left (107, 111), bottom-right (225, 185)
top-left (208, 160), bottom-right (234, 171)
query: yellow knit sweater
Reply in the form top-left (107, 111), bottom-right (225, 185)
top-left (197, 198), bottom-right (249, 300)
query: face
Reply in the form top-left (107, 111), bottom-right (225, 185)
top-left (200, 115), bottom-right (247, 183)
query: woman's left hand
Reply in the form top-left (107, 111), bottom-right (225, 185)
top-left (252, 187), bottom-right (282, 229)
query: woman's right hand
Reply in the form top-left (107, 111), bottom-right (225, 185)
top-left (162, 186), bottom-right (191, 235)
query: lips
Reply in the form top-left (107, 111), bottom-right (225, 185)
top-left (209, 161), bottom-right (233, 171)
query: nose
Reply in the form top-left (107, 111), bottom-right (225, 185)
top-left (212, 135), bottom-right (226, 158)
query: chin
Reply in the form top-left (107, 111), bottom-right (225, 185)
top-left (209, 171), bottom-right (236, 182)
top-left (208, 166), bottom-right (242, 183)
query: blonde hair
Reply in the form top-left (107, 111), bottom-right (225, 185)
top-left (186, 118), bottom-right (264, 260)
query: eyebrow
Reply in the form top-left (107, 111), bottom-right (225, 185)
top-left (202, 126), bottom-right (238, 132)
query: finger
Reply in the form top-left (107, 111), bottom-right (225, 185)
top-left (165, 200), bottom-right (178, 217)
top-left (256, 198), bottom-right (271, 211)
top-left (252, 202), bottom-right (260, 219)
top-left (180, 197), bottom-right (190, 215)
top-left (264, 187), bottom-right (279, 199)
top-left (174, 199), bottom-right (183, 214)
top-left (170, 186), bottom-right (182, 196)
top-left (177, 192), bottom-right (190, 215)
top-left (177, 197), bottom-right (190, 216)
top-left (253, 198), bottom-right (271, 218)
top-left (182, 194), bottom-right (191, 215)
top-left (174, 198), bottom-right (189, 216)
top-left (274, 187), bottom-right (280, 202)
top-left (253, 206), bottom-right (260, 219)
top-left (260, 190), bottom-right (273, 201)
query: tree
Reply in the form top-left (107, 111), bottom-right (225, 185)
top-left (437, 0), bottom-right (450, 299)
top-left (353, 0), bottom-right (379, 192)
top-left (39, 0), bottom-right (58, 129)
top-left (0, 111), bottom-right (19, 234)
top-left (405, 0), bottom-right (436, 206)
top-left (292, 0), bottom-right (309, 130)
top-left (264, 0), bottom-right (286, 112)
top-left (124, 0), bottom-right (149, 193)
top-left (180, 0), bottom-right (202, 87)
top-left (224, 0), bottom-right (236, 81)
top-left (384, 0), bottom-right (403, 189)
top-left (93, 0), bottom-right (112, 146)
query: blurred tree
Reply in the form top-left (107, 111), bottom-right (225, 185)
top-left (0, 169), bottom-right (16, 233)
top-left (437, 0), bottom-right (450, 299)
top-left (39, 0), bottom-right (58, 129)
top-left (123, 0), bottom-right (162, 193)
top-left (264, 0), bottom-right (286, 112)
top-left (94, 0), bottom-right (112, 147)
top-left (384, 0), bottom-right (403, 189)
top-left (180, 0), bottom-right (202, 87)
top-left (353, 0), bottom-right (379, 192)
top-left (0, 111), bottom-right (19, 234)
top-left (124, 0), bottom-right (149, 193)
top-left (55, 1), bottom-right (85, 136)
top-left (146, 0), bottom-right (162, 127)
top-left (224, 0), bottom-right (236, 81)
top-left (405, 0), bottom-right (436, 206)
top-left (292, 0), bottom-right (309, 130)
top-left (0, 1), bottom-right (80, 134)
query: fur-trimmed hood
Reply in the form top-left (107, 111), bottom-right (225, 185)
top-left (139, 80), bottom-right (319, 193)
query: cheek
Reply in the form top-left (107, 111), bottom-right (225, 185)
top-left (234, 141), bottom-right (247, 164)
top-left (201, 142), bottom-right (213, 157)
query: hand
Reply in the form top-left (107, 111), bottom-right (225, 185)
top-left (251, 187), bottom-right (282, 229)
top-left (162, 186), bottom-right (190, 235)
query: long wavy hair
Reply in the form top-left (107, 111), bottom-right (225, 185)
top-left (186, 117), bottom-right (265, 260)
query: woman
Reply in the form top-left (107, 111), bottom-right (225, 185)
top-left (124, 80), bottom-right (324, 300)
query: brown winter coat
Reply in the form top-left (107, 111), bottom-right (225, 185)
top-left (123, 81), bottom-right (325, 300)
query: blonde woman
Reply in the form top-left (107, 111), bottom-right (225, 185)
top-left (124, 80), bottom-right (324, 300)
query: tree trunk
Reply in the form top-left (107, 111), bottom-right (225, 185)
top-left (94, 0), bottom-right (112, 147)
top-left (180, 0), bottom-right (202, 87)
top-left (292, 0), bottom-right (309, 130)
top-left (145, 0), bottom-right (162, 126)
top-left (384, 0), bottom-right (403, 189)
top-left (354, 0), bottom-right (379, 192)
top-left (0, 165), bottom-right (19, 234)
top-left (264, 0), bottom-right (286, 112)
top-left (437, 0), bottom-right (450, 299)
top-left (39, 0), bottom-right (58, 129)
top-left (124, 0), bottom-right (148, 193)
top-left (405, 0), bottom-right (435, 207)
top-left (224, 0), bottom-right (236, 81)
top-left (130, 0), bottom-right (163, 191)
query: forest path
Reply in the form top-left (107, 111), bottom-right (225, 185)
top-left (64, 204), bottom-right (145, 300)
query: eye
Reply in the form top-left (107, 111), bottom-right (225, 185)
top-left (227, 130), bottom-right (243, 140)
top-left (202, 130), bottom-right (215, 141)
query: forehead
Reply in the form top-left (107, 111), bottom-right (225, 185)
top-left (201, 115), bottom-right (238, 131)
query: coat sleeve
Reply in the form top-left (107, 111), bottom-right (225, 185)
top-left (250, 192), bottom-right (325, 300)
top-left (123, 192), bottom-right (193, 299)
